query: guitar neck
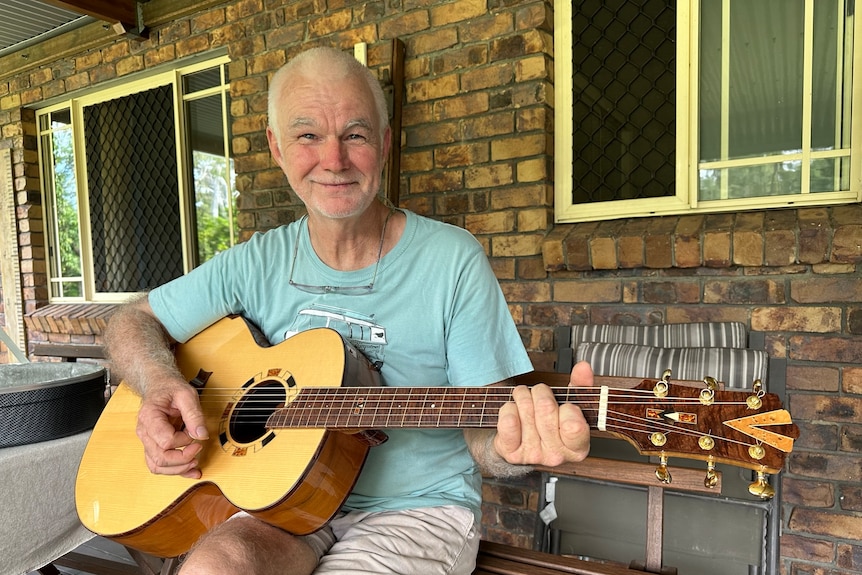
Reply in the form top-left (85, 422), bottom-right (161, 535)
top-left (268, 386), bottom-right (599, 430)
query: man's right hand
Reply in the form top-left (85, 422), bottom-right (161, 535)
top-left (135, 379), bottom-right (210, 479)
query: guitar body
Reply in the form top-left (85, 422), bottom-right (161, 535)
top-left (75, 316), bottom-right (381, 558)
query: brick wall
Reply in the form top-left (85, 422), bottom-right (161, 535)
top-left (0, 1), bottom-right (860, 573)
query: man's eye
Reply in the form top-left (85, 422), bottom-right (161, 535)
top-left (346, 133), bottom-right (367, 141)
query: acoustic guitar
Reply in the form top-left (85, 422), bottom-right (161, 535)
top-left (75, 315), bottom-right (799, 558)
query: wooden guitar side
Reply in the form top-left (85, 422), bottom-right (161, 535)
top-left (75, 317), bottom-right (376, 558)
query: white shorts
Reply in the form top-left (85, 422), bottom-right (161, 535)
top-left (302, 505), bottom-right (479, 575)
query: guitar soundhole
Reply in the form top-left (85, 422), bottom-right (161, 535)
top-left (229, 380), bottom-right (286, 445)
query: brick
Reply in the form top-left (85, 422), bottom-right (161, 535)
top-left (430, 0), bottom-right (487, 26)
top-left (703, 213), bottom-right (734, 267)
top-left (733, 218), bottom-right (765, 266)
top-left (838, 542), bottom-right (862, 571)
top-left (790, 393), bottom-right (861, 424)
top-left (489, 185), bottom-right (549, 210)
top-left (515, 54), bottom-right (550, 82)
top-left (798, 207), bottom-right (832, 264)
top-left (674, 215), bottom-right (704, 268)
top-left (590, 237), bottom-right (617, 270)
top-left (790, 335), bottom-right (862, 363)
top-left (465, 211), bottom-right (515, 235)
top-left (840, 485), bottom-right (862, 512)
top-left (116, 55), bottom-right (144, 76)
top-left (176, 35), bottom-right (210, 58)
top-left (431, 46), bottom-right (488, 76)
top-left (432, 92), bottom-right (489, 121)
top-left (499, 280), bottom-right (550, 302)
top-left (412, 170), bottom-right (463, 194)
top-left (464, 164), bottom-right (512, 189)
top-left (542, 226), bottom-right (569, 271)
top-left (463, 113), bottom-right (515, 142)
top-left (751, 306), bottom-right (841, 333)
top-left (789, 507), bottom-right (862, 540)
top-left (786, 366), bottom-right (840, 392)
top-left (491, 234), bottom-right (543, 257)
top-left (380, 10), bottom-right (430, 39)
top-left (762, 209), bottom-right (799, 266)
top-left (845, 368), bottom-right (862, 394)
top-left (459, 12), bottom-right (513, 44)
top-left (554, 280), bottom-right (621, 303)
top-left (407, 73), bottom-right (460, 102)
top-left (434, 143), bottom-right (489, 168)
top-left (841, 424), bottom-right (862, 453)
top-left (704, 279), bottom-right (785, 304)
top-left (644, 217), bottom-right (676, 268)
top-left (643, 281), bottom-right (700, 304)
top-left (832, 224), bottom-right (862, 263)
top-left (832, 204), bottom-right (862, 225)
top-left (490, 134), bottom-right (548, 160)
top-left (792, 277), bottom-right (862, 303)
top-left (516, 208), bottom-right (549, 233)
top-left (461, 62), bottom-right (515, 92)
top-left (406, 121), bottom-right (460, 148)
top-left (516, 158), bottom-right (547, 183)
top-left (794, 421), bottom-right (840, 451)
top-left (780, 533), bottom-right (835, 563)
top-left (161, 19), bottom-right (193, 44)
top-left (516, 256), bottom-right (547, 280)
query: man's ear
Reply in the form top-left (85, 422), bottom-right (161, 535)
top-left (266, 126), bottom-right (284, 168)
top-left (381, 125), bottom-right (392, 164)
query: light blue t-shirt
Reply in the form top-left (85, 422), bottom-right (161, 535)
top-left (149, 209), bottom-right (533, 520)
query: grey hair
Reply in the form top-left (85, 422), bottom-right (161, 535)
top-left (268, 46), bottom-right (390, 144)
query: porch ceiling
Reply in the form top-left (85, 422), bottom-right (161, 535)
top-left (0, 0), bottom-right (143, 58)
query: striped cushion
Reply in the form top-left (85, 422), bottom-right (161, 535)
top-left (570, 322), bottom-right (748, 350)
top-left (575, 342), bottom-right (768, 389)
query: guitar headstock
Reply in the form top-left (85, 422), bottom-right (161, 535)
top-left (602, 373), bottom-right (799, 497)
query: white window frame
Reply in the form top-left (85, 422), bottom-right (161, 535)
top-left (38, 54), bottom-right (232, 303)
top-left (554, 0), bottom-right (862, 224)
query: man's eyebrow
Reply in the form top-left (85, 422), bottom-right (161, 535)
top-left (345, 119), bottom-right (373, 130)
top-left (288, 117), bottom-right (316, 129)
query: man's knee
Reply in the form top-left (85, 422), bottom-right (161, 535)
top-left (179, 516), bottom-right (318, 575)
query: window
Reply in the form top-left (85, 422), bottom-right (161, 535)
top-left (39, 56), bottom-right (236, 302)
top-left (555, 0), bottom-right (862, 223)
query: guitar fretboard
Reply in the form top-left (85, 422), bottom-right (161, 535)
top-left (267, 387), bottom-right (600, 430)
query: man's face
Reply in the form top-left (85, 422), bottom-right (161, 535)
top-left (267, 71), bottom-right (391, 220)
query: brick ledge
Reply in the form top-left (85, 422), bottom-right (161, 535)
top-left (25, 303), bottom-right (118, 337)
top-left (542, 206), bottom-right (862, 271)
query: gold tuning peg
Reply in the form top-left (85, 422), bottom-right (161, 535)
top-left (704, 458), bottom-right (718, 489)
top-left (655, 454), bottom-right (672, 484)
top-left (748, 470), bottom-right (775, 499)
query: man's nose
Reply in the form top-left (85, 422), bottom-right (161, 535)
top-left (319, 138), bottom-right (349, 170)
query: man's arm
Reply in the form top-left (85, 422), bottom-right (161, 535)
top-left (464, 361), bottom-right (594, 477)
top-left (104, 295), bottom-right (209, 478)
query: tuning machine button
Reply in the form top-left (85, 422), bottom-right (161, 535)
top-left (698, 435), bottom-right (715, 451)
top-left (653, 370), bottom-right (672, 398)
top-left (746, 379), bottom-right (766, 410)
top-left (748, 469), bottom-right (775, 499)
top-left (748, 444), bottom-right (766, 460)
top-left (655, 454), bottom-right (672, 484)
top-left (704, 458), bottom-right (718, 489)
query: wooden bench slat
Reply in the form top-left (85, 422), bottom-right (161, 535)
top-left (31, 342), bottom-right (107, 359)
top-left (476, 541), bottom-right (649, 575)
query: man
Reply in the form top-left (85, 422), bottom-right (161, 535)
top-left (105, 46), bottom-right (592, 575)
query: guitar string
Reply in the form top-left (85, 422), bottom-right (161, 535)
top-left (163, 387), bottom-right (771, 453)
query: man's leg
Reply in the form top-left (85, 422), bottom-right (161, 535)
top-left (314, 506), bottom-right (479, 575)
top-left (178, 515), bottom-right (333, 575)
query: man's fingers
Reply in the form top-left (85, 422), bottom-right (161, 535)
top-left (494, 400), bottom-right (525, 458)
top-left (569, 360), bottom-right (594, 388)
top-left (172, 390), bottom-right (209, 440)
